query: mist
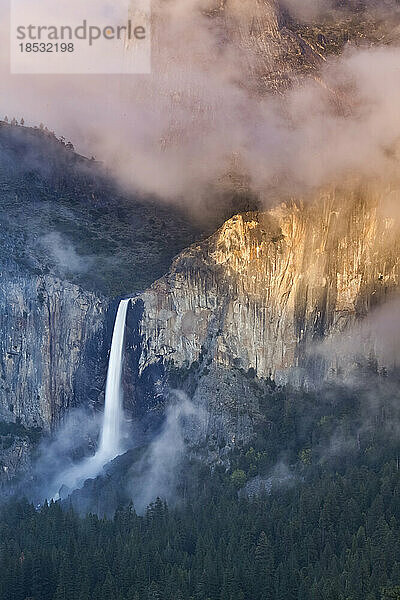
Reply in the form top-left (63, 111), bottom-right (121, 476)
top-left (29, 407), bottom-right (102, 503)
top-left (39, 232), bottom-right (94, 275)
top-left (315, 295), bottom-right (400, 377)
top-left (2, 0), bottom-right (400, 212)
top-left (281, 0), bottom-right (400, 21)
top-left (129, 392), bottom-right (206, 514)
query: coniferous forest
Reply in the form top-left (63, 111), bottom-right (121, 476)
top-left (1, 379), bottom-right (400, 600)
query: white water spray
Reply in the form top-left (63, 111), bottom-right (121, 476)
top-left (50, 299), bottom-right (130, 499)
top-left (98, 298), bottom-right (129, 459)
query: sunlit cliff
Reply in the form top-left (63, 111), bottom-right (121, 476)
top-left (134, 183), bottom-right (400, 389)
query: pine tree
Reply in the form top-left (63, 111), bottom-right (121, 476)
top-left (254, 532), bottom-right (274, 600)
top-left (101, 571), bottom-right (117, 600)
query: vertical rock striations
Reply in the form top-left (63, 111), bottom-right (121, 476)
top-left (133, 184), bottom-right (400, 389)
top-left (220, 0), bottom-right (323, 93)
top-left (0, 275), bottom-right (106, 428)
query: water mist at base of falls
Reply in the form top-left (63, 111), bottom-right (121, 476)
top-left (50, 299), bottom-right (130, 500)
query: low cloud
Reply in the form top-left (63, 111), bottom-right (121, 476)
top-left (280, 0), bottom-right (330, 20)
top-left (315, 296), bottom-right (400, 376)
top-left (30, 407), bottom-right (102, 503)
top-left (2, 1), bottom-right (400, 214)
top-left (129, 391), bottom-right (206, 513)
top-left (39, 232), bottom-right (93, 275)
top-left (281, 0), bottom-right (400, 21)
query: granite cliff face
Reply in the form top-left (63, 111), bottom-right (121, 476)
top-left (151, 0), bottom-right (322, 93)
top-left (127, 185), bottom-right (400, 443)
top-left (0, 274), bottom-right (106, 429)
top-left (219, 0), bottom-right (323, 93)
top-left (0, 121), bottom-right (209, 432)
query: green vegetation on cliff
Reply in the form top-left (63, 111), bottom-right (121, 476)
top-left (0, 122), bottom-right (203, 296)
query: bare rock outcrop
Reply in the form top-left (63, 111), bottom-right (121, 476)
top-left (0, 275), bottom-right (106, 429)
top-left (127, 184), bottom-right (400, 444)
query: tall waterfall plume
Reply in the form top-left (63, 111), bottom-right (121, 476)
top-left (98, 298), bottom-right (130, 460)
top-left (50, 299), bottom-right (130, 500)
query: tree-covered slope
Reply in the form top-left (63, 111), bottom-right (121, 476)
top-left (0, 121), bottom-right (205, 297)
top-left (2, 376), bottom-right (400, 600)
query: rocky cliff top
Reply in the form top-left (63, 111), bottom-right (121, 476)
top-left (136, 182), bottom-right (400, 383)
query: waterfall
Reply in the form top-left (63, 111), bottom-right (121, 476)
top-left (50, 299), bottom-right (130, 500)
top-left (97, 298), bottom-right (130, 460)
